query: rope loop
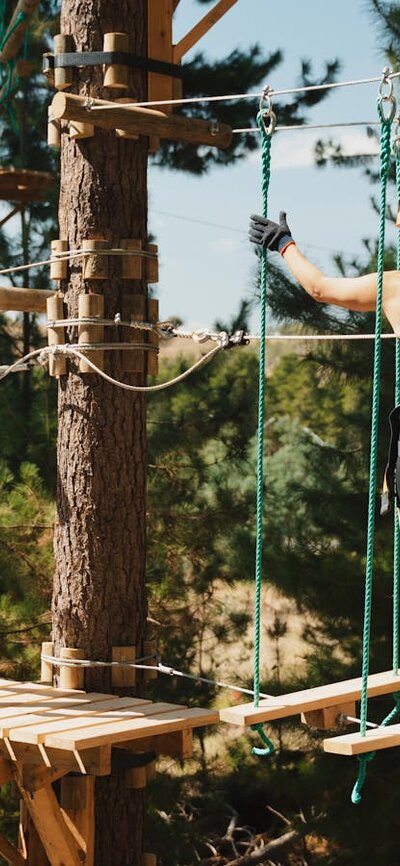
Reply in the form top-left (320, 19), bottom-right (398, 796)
top-left (250, 723), bottom-right (275, 757)
top-left (351, 752), bottom-right (376, 805)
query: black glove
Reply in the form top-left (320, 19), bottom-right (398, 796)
top-left (249, 211), bottom-right (294, 254)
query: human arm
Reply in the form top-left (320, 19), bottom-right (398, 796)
top-left (250, 212), bottom-right (400, 333)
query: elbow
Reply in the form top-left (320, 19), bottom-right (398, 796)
top-left (308, 281), bottom-right (326, 303)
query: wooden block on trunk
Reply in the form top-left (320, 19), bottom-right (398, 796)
top-left (146, 299), bottom-right (159, 377)
top-left (54, 34), bottom-right (74, 90)
top-left (112, 646), bottom-right (136, 688)
top-left (78, 293), bottom-right (104, 373)
top-left (47, 293), bottom-right (66, 378)
top-left (69, 120), bottom-right (95, 140)
top-left (48, 108), bottom-right (61, 148)
top-left (59, 648), bottom-right (84, 691)
top-left (143, 855), bottom-right (157, 866)
top-left (121, 294), bottom-right (146, 373)
top-left (145, 244), bottom-right (159, 283)
top-left (40, 641), bottom-right (54, 685)
top-left (301, 701), bottom-right (356, 730)
top-left (116, 98), bottom-right (139, 139)
top-left (121, 239), bottom-right (142, 278)
top-left (0, 756), bottom-right (13, 785)
top-left (103, 33), bottom-right (129, 89)
top-left (50, 239), bottom-right (68, 280)
top-left (125, 765), bottom-right (147, 789)
top-left (82, 239), bottom-right (109, 280)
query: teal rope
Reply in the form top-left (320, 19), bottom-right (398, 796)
top-left (394, 152), bottom-right (400, 675)
top-left (0, 11), bottom-right (28, 51)
top-left (351, 103), bottom-right (392, 804)
top-left (351, 692), bottom-right (400, 804)
top-left (251, 113), bottom-right (275, 758)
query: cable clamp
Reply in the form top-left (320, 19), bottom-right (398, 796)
top-left (193, 329), bottom-right (214, 344)
top-left (157, 663), bottom-right (175, 676)
top-left (216, 331), bottom-right (230, 349)
top-left (157, 321), bottom-right (176, 339)
top-left (228, 329), bottom-right (250, 347)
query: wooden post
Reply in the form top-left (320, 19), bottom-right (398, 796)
top-left (17, 782), bottom-right (82, 866)
top-left (121, 295), bottom-right (146, 373)
top-left (78, 293), bottom-right (105, 374)
top-left (111, 646), bottom-right (136, 688)
top-left (60, 777), bottom-right (95, 866)
top-left (59, 648), bottom-right (84, 690)
top-left (51, 92), bottom-right (233, 149)
top-left (53, 34), bottom-right (75, 90)
top-left (143, 640), bottom-right (157, 681)
top-left (47, 294), bottom-right (67, 378)
top-left (40, 641), bottom-right (54, 685)
top-left (103, 33), bottom-right (129, 89)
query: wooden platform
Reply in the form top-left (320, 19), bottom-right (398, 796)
top-left (0, 168), bottom-right (54, 202)
top-left (219, 670), bottom-right (400, 727)
top-left (0, 678), bottom-right (218, 769)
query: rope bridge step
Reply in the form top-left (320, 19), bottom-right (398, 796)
top-left (323, 724), bottom-right (400, 756)
top-left (220, 670), bottom-right (400, 726)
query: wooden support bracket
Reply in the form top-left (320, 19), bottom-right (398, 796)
top-left (51, 92), bottom-right (232, 150)
top-left (121, 295), bottom-right (146, 373)
top-left (143, 640), bottom-right (157, 681)
top-left (48, 108), bottom-right (62, 148)
top-left (10, 742), bottom-right (111, 776)
top-left (112, 646), bottom-right (136, 688)
top-left (50, 239), bottom-right (68, 281)
top-left (116, 728), bottom-right (193, 760)
top-left (82, 239), bottom-right (109, 280)
top-left (0, 286), bottom-right (52, 314)
top-left (147, 299), bottom-right (159, 377)
top-left (144, 855), bottom-right (157, 866)
top-left (121, 239), bottom-right (142, 279)
top-left (16, 780), bottom-right (82, 866)
top-left (301, 701), bottom-right (356, 730)
top-left (173, 0), bottom-right (239, 62)
top-left (40, 642), bottom-right (54, 685)
top-left (145, 244), bottom-right (159, 284)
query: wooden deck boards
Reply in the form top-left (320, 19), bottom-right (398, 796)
top-left (0, 678), bottom-right (218, 760)
top-left (323, 723), bottom-right (400, 755)
top-left (219, 670), bottom-right (400, 726)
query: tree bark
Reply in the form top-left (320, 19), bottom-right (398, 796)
top-left (52, 2), bottom-right (148, 864)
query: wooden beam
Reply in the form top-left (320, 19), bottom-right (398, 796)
top-left (173, 0), bottom-right (239, 62)
top-left (0, 831), bottom-right (25, 866)
top-left (9, 742), bottom-right (111, 775)
top-left (323, 722), bottom-right (400, 756)
top-left (148, 0), bottom-right (174, 106)
top-left (60, 777), bottom-right (95, 866)
top-left (0, 206), bottom-right (21, 230)
top-left (0, 0), bottom-right (40, 62)
top-left (116, 728), bottom-right (193, 759)
top-left (219, 669), bottom-right (400, 727)
top-left (51, 92), bottom-right (233, 150)
top-left (0, 286), bottom-right (53, 314)
top-left (15, 782), bottom-right (82, 866)
top-left (0, 756), bottom-right (13, 784)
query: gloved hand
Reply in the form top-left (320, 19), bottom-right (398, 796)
top-left (249, 211), bottom-right (294, 254)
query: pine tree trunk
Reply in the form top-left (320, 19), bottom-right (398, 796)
top-left (51, 2), bottom-right (148, 864)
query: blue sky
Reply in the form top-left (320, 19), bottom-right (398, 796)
top-left (148, 0), bottom-right (395, 332)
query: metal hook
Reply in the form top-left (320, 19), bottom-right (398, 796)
top-left (259, 85), bottom-right (277, 137)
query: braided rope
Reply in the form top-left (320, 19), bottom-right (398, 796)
top-left (393, 151), bottom-right (400, 675)
top-left (251, 112), bottom-right (275, 758)
top-left (351, 102), bottom-right (392, 804)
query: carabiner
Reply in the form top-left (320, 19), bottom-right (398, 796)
top-left (259, 85), bottom-right (277, 137)
top-left (379, 66), bottom-right (397, 123)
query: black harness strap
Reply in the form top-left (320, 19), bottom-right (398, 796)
top-left (43, 51), bottom-right (184, 79)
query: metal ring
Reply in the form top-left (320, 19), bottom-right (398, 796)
top-left (379, 67), bottom-right (394, 100)
top-left (259, 86), bottom-right (277, 136)
top-left (380, 94), bottom-right (397, 123)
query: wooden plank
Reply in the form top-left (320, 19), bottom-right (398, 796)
top-left (0, 693), bottom-right (105, 717)
top-left (17, 782), bottom-right (82, 866)
top-left (5, 697), bottom-right (152, 741)
top-left (10, 702), bottom-right (184, 745)
top-left (44, 707), bottom-right (219, 750)
top-left (51, 92), bottom-right (232, 150)
top-left (219, 670), bottom-right (400, 726)
top-left (148, 0), bottom-right (174, 108)
top-left (0, 681), bottom-right (84, 696)
top-left (0, 286), bottom-right (53, 314)
top-left (0, 830), bottom-right (25, 866)
top-left (173, 0), bottom-right (239, 62)
top-left (323, 723), bottom-right (400, 756)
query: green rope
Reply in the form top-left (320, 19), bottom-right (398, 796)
top-left (351, 101), bottom-right (392, 804)
top-left (0, 10), bottom-right (28, 51)
top-left (394, 151), bottom-right (400, 675)
top-left (251, 112), bottom-right (275, 758)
